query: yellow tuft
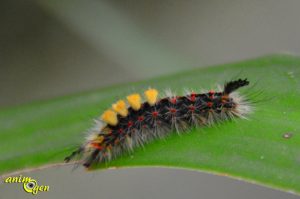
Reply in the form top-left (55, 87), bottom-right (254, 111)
top-left (101, 109), bottom-right (118, 126)
top-left (93, 135), bottom-right (104, 143)
top-left (126, 93), bottom-right (142, 111)
top-left (112, 100), bottom-right (128, 117)
top-left (144, 88), bottom-right (159, 106)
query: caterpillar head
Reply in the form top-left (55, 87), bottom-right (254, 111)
top-left (223, 79), bottom-right (252, 118)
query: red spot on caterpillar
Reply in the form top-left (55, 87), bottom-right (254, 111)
top-left (190, 93), bottom-right (196, 102)
top-left (91, 143), bottom-right (103, 150)
top-left (207, 102), bottom-right (213, 108)
top-left (169, 108), bottom-right (177, 113)
top-left (209, 90), bottom-right (215, 99)
top-left (138, 116), bottom-right (144, 121)
top-left (189, 105), bottom-right (195, 112)
top-left (152, 111), bottom-right (158, 117)
top-left (221, 95), bottom-right (228, 104)
top-left (127, 121), bottom-right (133, 127)
top-left (142, 124), bottom-right (147, 128)
top-left (170, 97), bottom-right (177, 104)
top-left (118, 128), bottom-right (124, 134)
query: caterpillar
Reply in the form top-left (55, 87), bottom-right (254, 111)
top-left (65, 78), bottom-right (252, 168)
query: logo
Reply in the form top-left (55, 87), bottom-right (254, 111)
top-left (3, 175), bottom-right (50, 195)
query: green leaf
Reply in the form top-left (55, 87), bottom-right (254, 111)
top-left (1, 55), bottom-right (299, 193)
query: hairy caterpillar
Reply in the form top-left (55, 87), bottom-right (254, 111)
top-left (65, 79), bottom-right (252, 168)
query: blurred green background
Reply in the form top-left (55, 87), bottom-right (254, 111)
top-left (1, 0), bottom-right (300, 107)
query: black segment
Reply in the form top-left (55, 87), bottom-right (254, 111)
top-left (224, 78), bottom-right (249, 94)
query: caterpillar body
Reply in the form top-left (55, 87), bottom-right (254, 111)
top-left (65, 79), bottom-right (252, 168)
